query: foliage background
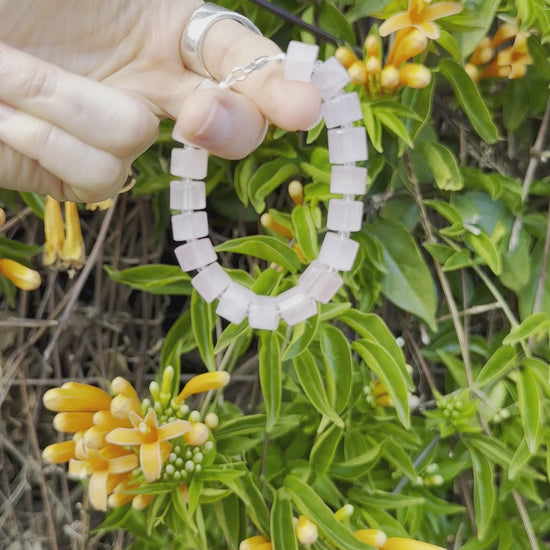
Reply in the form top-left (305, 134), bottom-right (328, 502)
top-left (1, 0), bottom-right (550, 548)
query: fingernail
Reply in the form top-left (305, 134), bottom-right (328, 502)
top-left (194, 100), bottom-right (231, 142)
top-left (0, 101), bottom-right (15, 121)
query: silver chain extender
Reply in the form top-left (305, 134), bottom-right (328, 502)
top-left (218, 53), bottom-right (286, 89)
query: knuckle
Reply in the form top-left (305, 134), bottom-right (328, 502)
top-left (22, 64), bottom-right (56, 100)
top-left (112, 102), bottom-right (158, 156)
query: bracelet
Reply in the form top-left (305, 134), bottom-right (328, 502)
top-left (170, 42), bottom-right (368, 330)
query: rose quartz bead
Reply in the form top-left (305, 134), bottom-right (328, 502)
top-left (170, 148), bottom-right (209, 180)
top-left (284, 41), bottom-right (319, 82)
top-left (326, 199), bottom-right (363, 232)
top-left (192, 262), bottom-right (232, 303)
top-left (330, 165), bottom-right (367, 195)
top-left (248, 296), bottom-right (280, 330)
top-left (277, 287), bottom-right (317, 325)
top-left (175, 238), bottom-right (217, 272)
top-left (171, 212), bottom-right (209, 241)
top-left (216, 282), bottom-right (254, 324)
top-left (317, 232), bottom-right (359, 272)
top-left (170, 180), bottom-right (206, 211)
top-left (322, 92), bottom-right (363, 129)
top-left (328, 127), bottom-right (368, 164)
top-left (311, 57), bottom-right (350, 100)
top-left (298, 260), bottom-right (343, 303)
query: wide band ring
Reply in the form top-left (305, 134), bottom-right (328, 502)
top-left (182, 3), bottom-right (262, 79)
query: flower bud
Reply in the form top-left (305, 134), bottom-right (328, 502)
top-left (355, 529), bottom-right (387, 547)
top-left (335, 46), bottom-right (357, 68)
top-left (288, 180), bottom-right (304, 206)
top-left (132, 494), bottom-right (154, 510)
top-left (388, 29), bottom-right (428, 67)
top-left (53, 412), bottom-right (95, 433)
top-left (380, 537), bottom-right (445, 549)
top-left (348, 60), bottom-right (368, 84)
top-left (295, 515), bottom-right (318, 545)
top-left (176, 371), bottom-right (230, 403)
top-left (364, 35), bottom-right (380, 57)
top-left (399, 64), bottom-right (431, 88)
top-left (184, 422), bottom-right (210, 446)
top-left (261, 213), bottom-right (294, 239)
top-left (43, 382), bottom-right (112, 412)
top-left (0, 258), bottom-right (41, 291)
top-left (380, 65), bottom-right (400, 89)
top-left (42, 440), bottom-right (76, 464)
top-left (0, 208), bottom-right (5, 226)
top-left (239, 536), bottom-right (271, 550)
top-left (470, 37), bottom-right (494, 65)
top-left (334, 504), bottom-right (354, 521)
top-left (365, 56), bottom-right (382, 74)
top-left (204, 412), bottom-right (219, 430)
top-left (490, 23), bottom-right (517, 48)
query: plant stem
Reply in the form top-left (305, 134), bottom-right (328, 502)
top-left (512, 490), bottom-right (539, 550)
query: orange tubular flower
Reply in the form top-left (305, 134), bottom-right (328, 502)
top-left (68, 446), bottom-right (138, 511)
top-left (387, 29), bottom-right (429, 67)
top-left (42, 440), bottom-right (77, 464)
top-left (348, 60), bottom-right (368, 84)
top-left (175, 371), bottom-right (231, 404)
top-left (0, 258), bottom-right (41, 290)
top-left (43, 382), bottom-right (112, 413)
top-left (335, 46), bottom-right (358, 68)
top-left (43, 195), bottom-right (65, 267)
top-left (0, 208), bottom-right (5, 226)
top-left (381, 537), bottom-right (445, 550)
top-left (398, 63), bottom-right (432, 88)
top-left (261, 213), bottom-right (294, 239)
top-left (106, 409), bottom-right (191, 482)
top-left (379, 0), bottom-right (462, 40)
top-left (60, 201), bottom-right (85, 269)
top-left (110, 377), bottom-right (142, 419)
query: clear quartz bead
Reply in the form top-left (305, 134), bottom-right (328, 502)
top-left (298, 260), bottom-right (343, 303)
top-left (215, 282), bottom-right (254, 324)
top-left (284, 41), bottom-right (319, 82)
top-left (322, 92), bottom-right (363, 129)
top-left (171, 212), bottom-right (209, 241)
top-left (175, 238), bottom-right (217, 272)
top-left (328, 127), bottom-right (368, 164)
top-left (317, 232), bottom-right (359, 272)
top-left (310, 57), bottom-right (350, 100)
top-left (192, 262), bottom-right (232, 303)
top-left (326, 199), bottom-right (364, 232)
top-left (330, 165), bottom-right (367, 195)
top-left (170, 148), bottom-right (209, 179)
top-left (248, 296), bottom-right (280, 330)
top-left (277, 287), bottom-right (317, 325)
top-left (170, 180), bottom-right (206, 211)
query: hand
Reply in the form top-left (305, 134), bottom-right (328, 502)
top-left (0, 1), bottom-right (321, 202)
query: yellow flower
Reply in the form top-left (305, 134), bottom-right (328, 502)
top-left (42, 440), bottom-right (77, 464)
top-left (175, 371), bottom-right (231, 404)
top-left (295, 515), bottom-right (318, 545)
top-left (387, 29), bottom-right (429, 67)
top-left (60, 201), bottom-right (85, 269)
top-left (43, 382), bottom-right (112, 413)
top-left (335, 46), bottom-right (358, 68)
top-left (68, 446), bottom-right (138, 511)
top-left (43, 195), bottom-right (65, 267)
top-left (348, 60), bottom-right (368, 84)
top-left (381, 65), bottom-right (401, 89)
top-left (106, 409), bottom-right (191, 482)
top-left (379, 0), bottom-right (462, 40)
top-left (0, 258), bottom-right (41, 290)
top-left (184, 422), bottom-right (210, 447)
top-left (355, 529), bottom-right (388, 547)
top-left (53, 412), bottom-right (96, 433)
top-left (261, 213), bottom-right (294, 239)
top-left (365, 35), bottom-right (381, 57)
top-left (399, 63), bottom-right (432, 88)
top-left (110, 376), bottom-right (142, 419)
top-left (239, 536), bottom-right (272, 550)
top-left (288, 180), bottom-right (304, 206)
top-left (381, 537), bottom-right (445, 550)
top-left (0, 208), bottom-right (5, 226)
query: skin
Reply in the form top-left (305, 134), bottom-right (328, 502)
top-left (0, 0), bottom-right (321, 202)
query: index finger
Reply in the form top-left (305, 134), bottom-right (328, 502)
top-left (182, 19), bottom-right (322, 131)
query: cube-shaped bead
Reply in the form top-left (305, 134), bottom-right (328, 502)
top-left (248, 296), bottom-right (280, 330)
top-left (328, 127), bottom-right (368, 164)
top-left (284, 41), bottom-right (319, 82)
top-left (170, 147), bottom-right (208, 179)
top-left (191, 262), bottom-right (232, 303)
top-left (216, 282), bottom-right (254, 324)
top-left (171, 211), bottom-right (209, 241)
top-left (326, 199), bottom-right (363, 232)
top-left (298, 260), bottom-right (343, 303)
top-left (317, 232), bottom-right (359, 272)
top-left (170, 180), bottom-right (206, 211)
top-left (277, 287), bottom-right (317, 325)
top-left (175, 238), bottom-right (217, 272)
top-left (330, 165), bottom-right (367, 195)
top-left (311, 57), bottom-right (350, 100)
top-left (322, 92), bottom-right (363, 129)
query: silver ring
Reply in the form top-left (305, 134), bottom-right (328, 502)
top-left (182, 3), bottom-right (262, 79)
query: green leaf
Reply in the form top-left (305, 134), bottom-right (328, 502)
top-left (283, 315), bottom-right (320, 360)
top-left (517, 365), bottom-right (541, 453)
top-left (0, 236), bottom-right (43, 263)
top-left (475, 346), bottom-right (518, 388)
top-left (248, 158), bottom-right (299, 213)
top-left (502, 312), bottom-right (549, 345)
top-left (292, 350), bottom-right (344, 427)
top-left (215, 236), bottom-right (301, 273)
top-left (225, 473), bottom-right (270, 534)
top-left (103, 264), bottom-right (192, 295)
top-left (353, 339), bottom-right (410, 428)
top-left (464, 231), bottom-right (501, 275)
top-left (20, 192), bottom-right (45, 219)
top-left (329, 439), bottom-right (386, 480)
top-left (234, 156), bottom-right (256, 206)
top-left (468, 447), bottom-right (495, 540)
top-left (418, 142), bottom-right (463, 190)
top-left (310, 424), bottom-right (344, 474)
top-left (349, 489), bottom-right (425, 510)
top-left (503, 79), bottom-right (530, 132)
top-left (271, 490), bottom-right (298, 550)
top-left (320, 325), bottom-right (353, 414)
top-left (363, 103), bottom-right (383, 152)
top-left (375, 109), bottom-right (414, 148)
top-left (508, 439), bottom-right (532, 481)
top-left (365, 218), bottom-right (437, 330)
top-left (438, 59), bottom-right (499, 144)
top-left (160, 311), bottom-right (196, 372)
top-left (284, 476), bottom-right (375, 550)
top-left (528, 35), bottom-right (550, 79)
top-left (291, 205), bottom-right (319, 262)
top-left (381, 439), bottom-right (416, 480)
top-left (215, 414), bottom-right (266, 440)
top-left (259, 331), bottom-right (282, 433)
top-left (191, 291), bottom-right (215, 371)
top-left (318, 0), bottom-right (355, 43)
